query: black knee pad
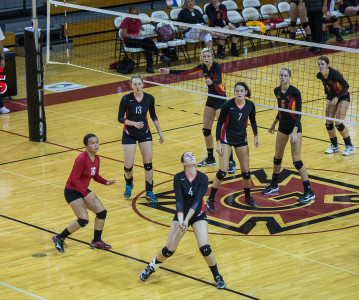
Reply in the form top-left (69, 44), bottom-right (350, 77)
top-left (323, 17), bottom-right (328, 24)
top-left (77, 218), bottom-right (89, 227)
top-left (301, 22), bottom-right (309, 29)
top-left (199, 244), bottom-right (212, 257)
top-left (162, 246), bottom-right (174, 258)
top-left (216, 169), bottom-right (227, 180)
top-left (293, 160), bottom-right (303, 170)
top-left (242, 171), bottom-right (250, 179)
top-left (124, 166), bottom-right (133, 173)
top-left (96, 210), bottom-right (107, 220)
top-left (330, 15), bottom-right (338, 23)
top-left (144, 163), bottom-right (152, 171)
top-left (335, 123), bottom-right (345, 132)
top-left (274, 157), bottom-right (282, 165)
top-left (290, 21), bottom-right (297, 28)
top-left (202, 128), bottom-right (211, 137)
top-left (326, 123), bottom-right (334, 130)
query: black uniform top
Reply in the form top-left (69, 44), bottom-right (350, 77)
top-left (205, 3), bottom-right (229, 27)
top-left (274, 85), bottom-right (302, 128)
top-left (118, 92), bottom-right (158, 137)
top-left (216, 98), bottom-right (258, 143)
top-left (316, 67), bottom-right (349, 100)
top-left (303, 0), bottom-right (323, 12)
top-left (174, 170), bottom-right (208, 216)
top-left (178, 8), bottom-right (206, 24)
top-left (169, 62), bottom-right (226, 96)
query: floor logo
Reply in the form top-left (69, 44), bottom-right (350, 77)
top-left (135, 169), bottom-right (359, 235)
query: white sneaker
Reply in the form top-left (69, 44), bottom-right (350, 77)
top-left (325, 144), bottom-right (339, 154)
top-left (0, 106), bottom-right (10, 114)
top-left (342, 145), bottom-right (355, 156)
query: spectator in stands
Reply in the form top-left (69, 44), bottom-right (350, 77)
top-left (177, 0), bottom-right (213, 49)
top-left (0, 27), bottom-right (10, 114)
top-left (206, 0), bottom-right (240, 58)
top-left (322, 0), bottom-right (344, 43)
top-left (338, 0), bottom-right (359, 29)
top-left (120, 5), bottom-right (171, 74)
top-left (289, 0), bottom-right (312, 43)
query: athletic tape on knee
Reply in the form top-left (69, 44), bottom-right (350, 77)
top-left (77, 218), bottom-right (89, 227)
top-left (216, 169), bottom-right (227, 180)
top-left (293, 160), bottom-right (303, 170)
top-left (326, 123), bottom-right (334, 130)
top-left (273, 157), bottom-right (282, 165)
top-left (202, 128), bottom-right (211, 137)
top-left (199, 244), bottom-right (212, 257)
top-left (335, 123), bottom-right (345, 132)
top-left (161, 246), bottom-right (174, 258)
top-left (124, 166), bottom-right (133, 173)
top-left (96, 210), bottom-right (107, 220)
top-left (144, 163), bottom-right (152, 171)
top-left (242, 171), bottom-right (250, 179)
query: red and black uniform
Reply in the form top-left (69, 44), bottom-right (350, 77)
top-left (173, 170), bottom-right (208, 226)
top-left (316, 67), bottom-right (350, 102)
top-left (170, 62), bottom-right (226, 110)
top-left (205, 3), bottom-right (229, 28)
top-left (216, 98), bottom-right (258, 147)
top-left (339, 0), bottom-right (358, 13)
top-left (118, 92), bottom-right (158, 144)
top-left (274, 85), bottom-right (303, 135)
top-left (65, 152), bottom-right (107, 203)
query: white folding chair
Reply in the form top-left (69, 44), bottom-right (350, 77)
top-left (243, 0), bottom-right (261, 8)
top-left (117, 29), bottom-right (145, 67)
top-left (194, 5), bottom-right (203, 14)
top-left (114, 16), bottom-right (125, 59)
top-left (260, 4), bottom-right (289, 37)
top-left (222, 0), bottom-right (238, 11)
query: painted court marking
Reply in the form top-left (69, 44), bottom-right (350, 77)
top-left (0, 281), bottom-right (48, 300)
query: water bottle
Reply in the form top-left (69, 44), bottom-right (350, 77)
top-left (243, 47), bottom-right (248, 55)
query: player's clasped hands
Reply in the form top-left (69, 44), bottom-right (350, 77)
top-left (133, 121), bottom-right (144, 129)
top-left (206, 78), bottom-right (213, 85)
top-left (179, 220), bottom-right (188, 232)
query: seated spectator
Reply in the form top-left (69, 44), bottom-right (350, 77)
top-left (120, 5), bottom-right (171, 74)
top-left (339, 0), bottom-right (359, 28)
top-left (177, 0), bottom-right (214, 49)
top-left (322, 0), bottom-right (344, 43)
top-left (0, 28), bottom-right (10, 114)
top-left (289, 0), bottom-right (312, 43)
top-left (205, 0), bottom-right (240, 58)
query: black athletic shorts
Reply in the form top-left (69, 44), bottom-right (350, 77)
top-left (122, 130), bottom-right (152, 144)
top-left (64, 188), bottom-right (91, 204)
top-left (328, 94), bottom-right (350, 103)
top-left (173, 211), bottom-right (207, 227)
top-left (206, 95), bottom-right (227, 110)
top-left (291, 0), bottom-right (300, 5)
top-left (278, 121), bottom-right (302, 135)
top-left (221, 137), bottom-right (248, 148)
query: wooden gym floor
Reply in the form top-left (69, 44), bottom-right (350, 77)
top-left (1, 38), bottom-right (359, 299)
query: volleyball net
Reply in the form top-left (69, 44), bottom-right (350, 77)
top-left (46, 0), bottom-right (359, 125)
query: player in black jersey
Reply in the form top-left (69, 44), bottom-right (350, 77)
top-left (118, 74), bottom-right (164, 203)
top-left (317, 56), bottom-right (355, 156)
top-left (159, 48), bottom-right (237, 173)
top-left (139, 152), bottom-right (226, 289)
top-left (261, 68), bottom-right (315, 204)
top-left (207, 82), bottom-right (260, 211)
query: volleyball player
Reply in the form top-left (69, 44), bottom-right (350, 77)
top-left (139, 152), bottom-right (226, 289)
top-left (261, 68), bottom-right (315, 204)
top-left (118, 74), bottom-right (164, 203)
top-left (317, 56), bottom-right (355, 156)
top-left (159, 48), bottom-right (237, 174)
top-left (52, 134), bottom-right (116, 253)
top-left (288, 0), bottom-right (312, 44)
top-left (207, 82), bottom-right (259, 212)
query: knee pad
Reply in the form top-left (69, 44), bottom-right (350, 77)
top-left (330, 15), bottom-right (338, 23)
top-left (242, 171), bottom-right (250, 179)
top-left (290, 21), bottom-right (297, 28)
top-left (293, 160), bottom-right (303, 170)
top-left (274, 157), bottom-right (282, 165)
top-left (202, 128), bottom-right (211, 137)
top-left (301, 22), bottom-right (309, 29)
top-left (144, 163), bottom-right (152, 171)
top-left (323, 17), bottom-right (328, 24)
top-left (199, 244), bottom-right (212, 257)
top-left (216, 169), bottom-right (227, 180)
top-left (96, 209), bottom-right (107, 220)
top-left (77, 218), bottom-right (89, 227)
top-left (326, 123), bottom-right (334, 130)
top-left (124, 165), bottom-right (133, 173)
top-left (161, 246), bottom-right (174, 258)
top-left (335, 123), bottom-right (345, 132)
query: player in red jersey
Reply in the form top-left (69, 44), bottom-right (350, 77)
top-left (52, 134), bottom-right (116, 253)
top-left (262, 68), bottom-right (315, 204)
top-left (139, 152), bottom-right (226, 289)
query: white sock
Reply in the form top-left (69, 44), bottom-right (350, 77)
top-left (149, 257), bottom-right (161, 269)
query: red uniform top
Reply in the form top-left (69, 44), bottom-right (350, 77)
top-left (120, 17), bottom-right (142, 41)
top-left (65, 152), bottom-right (107, 197)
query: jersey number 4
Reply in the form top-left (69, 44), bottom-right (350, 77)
top-left (188, 187), bottom-right (193, 196)
top-left (136, 106), bottom-right (142, 114)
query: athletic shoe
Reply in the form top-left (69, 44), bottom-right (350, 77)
top-left (325, 144), bottom-right (340, 154)
top-left (262, 182), bottom-right (279, 195)
top-left (124, 184), bottom-right (133, 199)
top-left (228, 160), bottom-right (237, 174)
top-left (207, 199), bottom-right (215, 213)
top-left (140, 265), bottom-right (155, 281)
top-left (146, 67), bottom-right (155, 74)
top-left (145, 191), bottom-right (158, 203)
top-left (160, 55), bottom-right (171, 63)
top-left (215, 275), bottom-right (226, 289)
top-left (197, 157), bottom-right (216, 167)
top-left (52, 235), bottom-right (65, 253)
top-left (342, 145), bottom-right (355, 156)
top-left (217, 51), bottom-right (226, 59)
top-left (0, 106), bottom-right (10, 114)
top-left (298, 189), bottom-right (315, 204)
top-left (245, 195), bottom-right (257, 207)
top-left (230, 48), bottom-right (240, 57)
top-left (90, 240), bottom-right (112, 250)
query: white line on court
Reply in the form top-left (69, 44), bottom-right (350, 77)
top-left (0, 281), bottom-right (48, 300)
